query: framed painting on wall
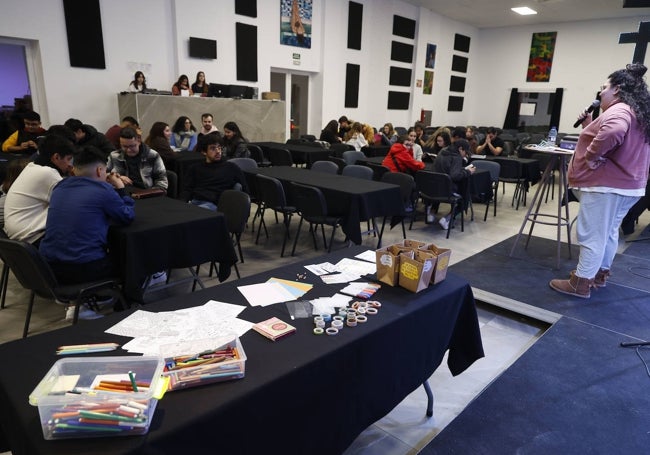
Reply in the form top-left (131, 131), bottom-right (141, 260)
top-left (425, 43), bottom-right (436, 69)
top-left (526, 32), bottom-right (557, 82)
top-left (423, 70), bottom-right (433, 94)
top-left (280, 0), bottom-right (312, 49)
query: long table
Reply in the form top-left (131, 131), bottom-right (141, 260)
top-left (245, 167), bottom-right (403, 244)
top-left (108, 197), bottom-right (238, 302)
top-left (0, 246), bottom-right (484, 455)
top-left (252, 141), bottom-right (331, 167)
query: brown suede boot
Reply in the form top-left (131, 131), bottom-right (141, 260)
top-left (549, 271), bottom-right (594, 299)
top-left (593, 268), bottom-right (610, 288)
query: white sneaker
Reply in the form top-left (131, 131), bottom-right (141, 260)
top-left (65, 305), bottom-right (104, 321)
top-left (438, 216), bottom-right (450, 230)
top-left (148, 271), bottom-right (168, 286)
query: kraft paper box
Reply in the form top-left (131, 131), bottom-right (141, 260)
top-left (375, 240), bottom-right (428, 286)
top-left (419, 244), bottom-right (452, 284)
top-left (398, 249), bottom-right (436, 293)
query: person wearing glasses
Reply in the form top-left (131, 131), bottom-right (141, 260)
top-left (550, 63), bottom-right (650, 298)
top-left (107, 127), bottom-right (168, 192)
top-left (179, 133), bottom-right (247, 211)
top-left (2, 110), bottom-right (46, 155)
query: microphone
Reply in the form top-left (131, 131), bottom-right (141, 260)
top-left (620, 340), bottom-right (650, 347)
top-left (573, 100), bottom-right (600, 128)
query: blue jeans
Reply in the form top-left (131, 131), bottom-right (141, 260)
top-left (189, 199), bottom-right (217, 211)
top-left (574, 190), bottom-right (639, 279)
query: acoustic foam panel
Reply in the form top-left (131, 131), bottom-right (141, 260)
top-left (391, 41), bottom-right (414, 63)
top-left (235, 0), bottom-right (257, 17)
top-left (448, 96), bottom-right (464, 112)
top-left (392, 15), bottom-right (416, 39)
top-left (236, 22), bottom-right (258, 82)
top-left (454, 34), bottom-right (471, 53)
top-left (347, 2), bottom-right (363, 50)
top-left (451, 55), bottom-right (468, 73)
top-left (449, 75), bottom-right (466, 93)
top-left (345, 63), bottom-right (360, 108)
top-left (63, 0), bottom-right (106, 69)
top-left (389, 67), bottom-right (412, 86)
top-left (387, 91), bottom-right (410, 110)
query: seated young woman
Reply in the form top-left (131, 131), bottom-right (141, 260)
top-left (170, 116), bottom-right (198, 151)
top-left (382, 134), bottom-right (426, 174)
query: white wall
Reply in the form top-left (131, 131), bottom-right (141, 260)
top-left (0, 1), bottom-right (647, 138)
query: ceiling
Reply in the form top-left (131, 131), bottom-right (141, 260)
top-left (405, 0), bottom-right (650, 29)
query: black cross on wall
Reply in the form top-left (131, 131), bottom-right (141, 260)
top-left (619, 21), bottom-right (650, 63)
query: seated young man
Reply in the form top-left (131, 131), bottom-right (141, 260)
top-left (179, 133), bottom-right (248, 210)
top-left (39, 146), bottom-right (135, 320)
top-left (2, 110), bottom-right (46, 155)
top-left (64, 118), bottom-right (115, 158)
top-left (107, 126), bottom-right (168, 192)
top-left (4, 132), bottom-right (75, 244)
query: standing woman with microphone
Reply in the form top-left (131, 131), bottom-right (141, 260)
top-left (550, 63), bottom-right (650, 298)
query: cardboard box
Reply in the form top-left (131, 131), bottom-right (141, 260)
top-left (419, 243), bottom-right (452, 284)
top-left (261, 91), bottom-right (281, 100)
top-left (375, 240), bottom-right (425, 286)
top-left (29, 356), bottom-right (164, 440)
top-left (398, 249), bottom-right (436, 292)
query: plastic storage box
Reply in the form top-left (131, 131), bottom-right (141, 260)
top-left (162, 337), bottom-right (246, 391)
top-left (29, 356), bottom-right (164, 440)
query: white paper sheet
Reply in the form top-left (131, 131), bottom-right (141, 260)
top-left (237, 282), bottom-right (298, 306)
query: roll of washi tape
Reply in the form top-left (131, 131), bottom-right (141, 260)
top-left (315, 320), bottom-right (325, 328)
top-left (313, 327), bottom-right (324, 335)
top-left (346, 318), bottom-right (357, 327)
top-left (332, 320), bottom-right (344, 330)
top-left (357, 301), bottom-right (368, 308)
top-left (356, 307), bottom-right (367, 315)
top-left (356, 315), bottom-right (368, 323)
top-left (322, 313), bottom-right (332, 322)
top-left (333, 315), bottom-right (344, 322)
top-left (326, 327), bottom-right (339, 335)
top-left (366, 307), bottom-right (378, 315)
top-left (352, 302), bottom-right (360, 310)
top-left (338, 308), bottom-right (348, 317)
top-left (314, 316), bottom-right (324, 324)
top-left (368, 301), bottom-right (382, 308)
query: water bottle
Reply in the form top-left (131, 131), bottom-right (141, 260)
top-left (548, 126), bottom-right (557, 145)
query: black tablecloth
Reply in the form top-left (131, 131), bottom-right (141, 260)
top-left (167, 151), bottom-right (204, 196)
top-left (246, 167), bottom-right (403, 244)
top-left (252, 141), bottom-right (331, 167)
top-left (108, 197), bottom-right (238, 302)
top-left (0, 246), bottom-right (483, 455)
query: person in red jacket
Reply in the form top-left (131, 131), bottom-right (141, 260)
top-left (382, 135), bottom-right (426, 174)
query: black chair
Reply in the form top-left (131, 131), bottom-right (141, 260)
top-left (394, 126), bottom-right (408, 136)
top-left (496, 158), bottom-right (526, 209)
top-left (166, 170), bottom-right (178, 199)
top-left (415, 171), bottom-right (464, 238)
top-left (229, 157), bottom-right (258, 173)
top-left (247, 144), bottom-right (271, 167)
top-left (289, 182), bottom-right (342, 256)
top-left (363, 162), bottom-right (391, 181)
top-left (300, 134), bottom-right (317, 142)
top-left (327, 156), bottom-right (346, 174)
top-left (255, 175), bottom-right (297, 257)
top-left (310, 160), bottom-right (339, 174)
top-left (267, 147), bottom-right (294, 167)
top-left (342, 164), bottom-right (373, 180)
top-left (472, 160), bottom-right (500, 221)
top-left (379, 172), bottom-right (417, 242)
top-left (342, 150), bottom-right (366, 165)
top-left (214, 190), bottom-right (251, 279)
top-left (328, 143), bottom-right (355, 157)
top-left (0, 238), bottom-right (124, 337)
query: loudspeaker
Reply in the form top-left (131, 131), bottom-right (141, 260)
top-left (63, 0), bottom-right (105, 69)
top-left (347, 2), bottom-right (363, 50)
top-left (236, 22), bottom-right (258, 82)
top-left (345, 64), bottom-right (360, 108)
top-left (391, 41), bottom-right (414, 63)
top-left (451, 55), bottom-right (468, 73)
top-left (449, 76), bottom-right (466, 93)
top-left (387, 91), bottom-right (410, 110)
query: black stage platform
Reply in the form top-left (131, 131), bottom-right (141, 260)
top-left (421, 233), bottom-right (650, 453)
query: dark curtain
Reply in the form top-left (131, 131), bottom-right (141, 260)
top-left (503, 88), bottom-right (519, 130)
top-left (549, 88), bottom-right (563, 130)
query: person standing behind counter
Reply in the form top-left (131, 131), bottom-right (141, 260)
top-left (128, 71), bottom-right (146, 93)
top-left (191, 71), bottom-right (209, 96)
top-left (550, 63), bottom-right (650, 299)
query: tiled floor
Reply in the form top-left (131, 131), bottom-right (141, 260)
top-left (1, 180), bottom-right (647, 455)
